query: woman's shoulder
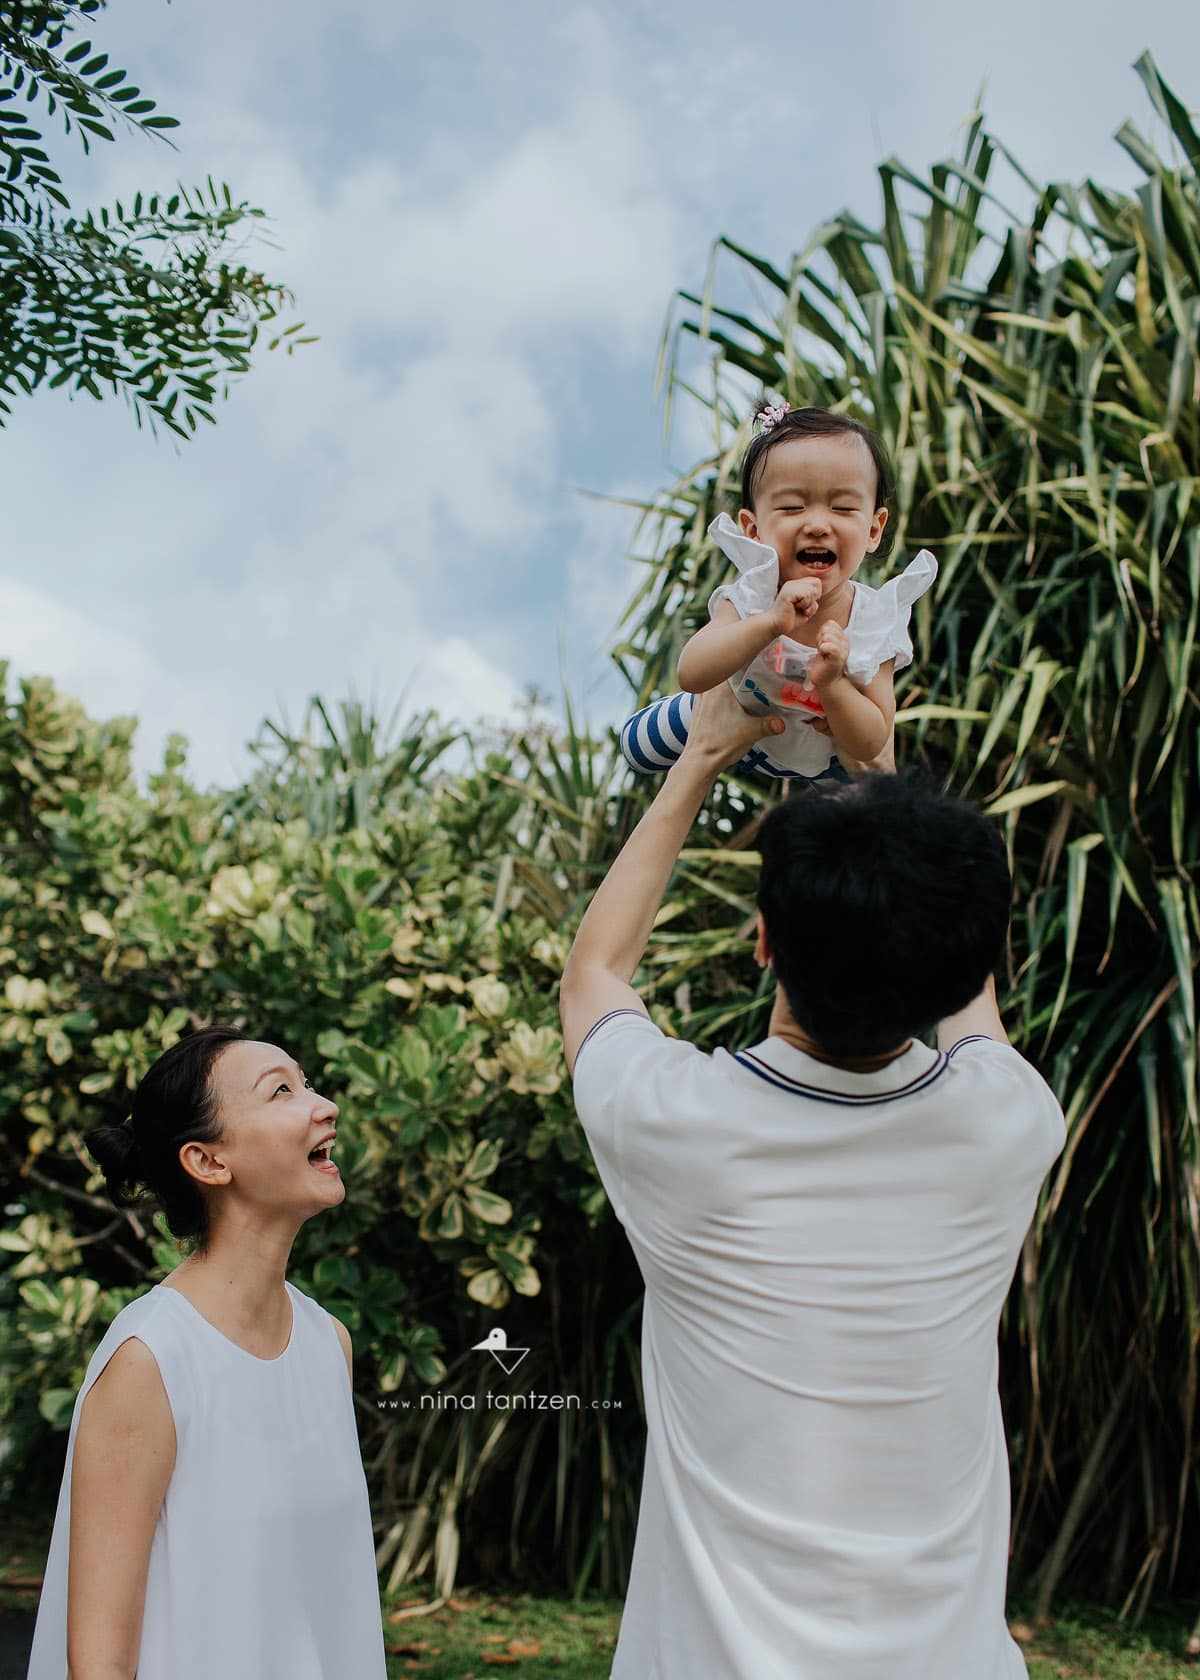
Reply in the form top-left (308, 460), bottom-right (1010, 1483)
top-left (284, 1280), bottom-right (348, 1338)
top-left (73, 1288), bottom-right (186, 1425)
top-left (285, 1282), bottom-right (353, 1370)
top-left (90, 1285), bottom-right (177, 1352)
top-left (90, 1286), bottom-right (204, 1376)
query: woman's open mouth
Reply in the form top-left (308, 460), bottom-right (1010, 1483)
top-left (308, 1138), bottom-right (339, 1177)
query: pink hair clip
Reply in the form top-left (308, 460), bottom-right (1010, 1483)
top-left (757, 401), bottom-right (791, 434)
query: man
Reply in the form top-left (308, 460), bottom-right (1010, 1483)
top-left (560, 687), bottom-right (1064, 1680)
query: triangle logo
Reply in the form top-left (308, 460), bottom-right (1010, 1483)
top-left (470, 1326), bottom-right (531, 1378)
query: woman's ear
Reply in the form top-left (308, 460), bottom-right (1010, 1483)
top-left (178, 1140), bottom-right (232, 1189)
top-left (754, 912), bottom-right (771, 970)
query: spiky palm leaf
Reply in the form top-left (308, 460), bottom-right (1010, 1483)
top-left (615, 53), bottom-right (1199, 1611)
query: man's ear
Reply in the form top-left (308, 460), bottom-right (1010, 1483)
top-left (754, 912), bottom-right (771, 970)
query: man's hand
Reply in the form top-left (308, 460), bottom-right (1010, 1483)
top-left (809, 622), bottom-right (850, 690)
top-left (681, 680), bottom-right (786, 772)
top-left (771, 579), bottom-right (821, 638)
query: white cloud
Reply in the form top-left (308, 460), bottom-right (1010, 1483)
top-left (4, 0), bottom-right (1199, 802)
top-left (0, 557), bottom-right (531, 790)
top-left (0, 577), bottom-right (194, 763)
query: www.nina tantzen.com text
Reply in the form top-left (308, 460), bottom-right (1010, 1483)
top-left (376, 1392), bottom-right (623, 1411)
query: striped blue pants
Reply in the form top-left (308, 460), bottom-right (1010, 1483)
top-left (619, 692), bottom-right (850, 784)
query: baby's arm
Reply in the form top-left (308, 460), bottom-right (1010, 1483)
top-left (678, 585), bottom-right (819, 693)
top-left (814, 643), bottom-right (896, 765)
top-left (826, 724), bottom-right (896, 777)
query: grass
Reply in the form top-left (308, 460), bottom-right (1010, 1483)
top-left (383, 1594), bottom-right (1198, 1679)
top-left (381, 1592), bottom-right (619, 1677)
top-left (1011, 1599), bottom-right (1200, 1680)
top-left (2, 1504), bottom-right (1196, 1677)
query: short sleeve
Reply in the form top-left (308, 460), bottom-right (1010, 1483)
top-left (946, 1034), bottom-right (1066, 1173)
top-left (845, 549), bottom-right (938, 684)
top-left (571, 1009), bottom-right (707, 1232)
top-left (706, 513), bottom-right (779, 620)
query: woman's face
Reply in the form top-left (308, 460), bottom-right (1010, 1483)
top-left (180, 1040), bottom-right (344, 1226)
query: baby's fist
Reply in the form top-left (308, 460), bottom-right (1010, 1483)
top-left (810, 622), bottom-right (850, 687)
top-left (773, 578), bottom-right (821, 634)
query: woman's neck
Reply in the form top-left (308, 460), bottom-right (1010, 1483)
top-left (162, 1216), bottom-right (299, 1355)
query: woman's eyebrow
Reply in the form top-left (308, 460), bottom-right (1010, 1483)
top-left (253, 1064), bottom-right (305, 1090)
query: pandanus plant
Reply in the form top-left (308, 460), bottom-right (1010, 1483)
top-left (611, 52), bottom-right (1199, 1619)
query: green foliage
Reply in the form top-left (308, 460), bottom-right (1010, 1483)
top-left (629, 52), bottom-right (1200, 1611)
top-left (0, 666), bottom-right (644, 1590)
top-left (4, 51), bottom-right (1200, 1617)
top-left (0, 0), bottom-right (308, 436)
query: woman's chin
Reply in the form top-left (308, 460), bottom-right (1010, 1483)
top-left (303, 1172), bottom-right (346, 1212)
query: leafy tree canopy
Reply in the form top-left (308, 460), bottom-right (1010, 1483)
top-left (0, 0), bottom-right (308, 438)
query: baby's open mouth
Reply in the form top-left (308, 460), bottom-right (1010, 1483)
top-left (798, 550), bottom-right (836, 570)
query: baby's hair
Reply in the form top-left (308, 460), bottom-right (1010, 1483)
top-left (86, 1025), bottom-right (247, 1245)
top-left (741, 405), bottom-right (894, 521)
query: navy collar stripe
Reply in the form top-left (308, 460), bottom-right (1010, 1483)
top-left (733, 1048), bottom-right (949, 1106)
top-left (946, 1034), bottom-right (998, 1057)
top-left (575, 1007), bottom-right (649, 1060)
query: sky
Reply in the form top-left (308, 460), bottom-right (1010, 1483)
top-left (3, 0), bottom-right (1199, 785)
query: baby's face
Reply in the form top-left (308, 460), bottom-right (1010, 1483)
top-left (739, 433), bottom-right (887, 607)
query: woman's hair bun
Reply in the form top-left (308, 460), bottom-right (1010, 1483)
top-left (85, 1120), bottom-right (146, 1204)
top-left (84, 1026), bottom-right (245, 1243)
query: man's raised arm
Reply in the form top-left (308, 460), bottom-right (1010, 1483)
top-left (559, 691), bottom-right (782, 1076)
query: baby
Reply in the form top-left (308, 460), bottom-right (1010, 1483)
top-left (621, 404), bottom-right (937, 783)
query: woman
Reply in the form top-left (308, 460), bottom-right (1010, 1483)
top-left (26, 1026), bottom-right (387, 1680)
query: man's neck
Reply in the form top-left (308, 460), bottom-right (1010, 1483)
top-left (766, 995), bottom-right (912, 1071)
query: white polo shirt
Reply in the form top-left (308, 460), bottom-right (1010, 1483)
top-left (572, 1011), bottom-right (1065, 1680)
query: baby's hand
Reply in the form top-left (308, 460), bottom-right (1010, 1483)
top-left (809, 622), bottom-right (850, 689)
top-left (771, 579), bottom-right (821, 637)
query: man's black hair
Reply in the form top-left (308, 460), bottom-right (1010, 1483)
top-left (756, 769), bottom-right (1010, 1060)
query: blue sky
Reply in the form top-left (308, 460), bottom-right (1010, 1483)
top-left (3, 0), bottom-right (1199, 783)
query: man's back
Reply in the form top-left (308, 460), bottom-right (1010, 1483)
top-left (573, 1011), bottom-right (1065, 1680)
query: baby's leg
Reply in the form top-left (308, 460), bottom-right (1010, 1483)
top-left (619, 692), bottom-right (695, 771)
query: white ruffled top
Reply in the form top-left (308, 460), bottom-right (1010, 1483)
top-left (706, 513), bottom-right (937, 776)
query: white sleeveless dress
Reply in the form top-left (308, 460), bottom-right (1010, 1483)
top-left (26, 1280), bottom-right (387, 1680)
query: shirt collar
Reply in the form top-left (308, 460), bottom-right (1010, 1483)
top-left (734, 1035), bottom-right (947, 1105)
